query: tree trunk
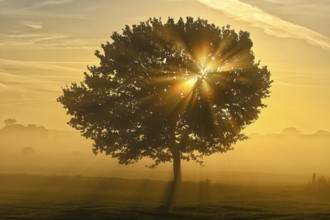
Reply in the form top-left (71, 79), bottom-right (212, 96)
top-left (172, 148), bottom-right (182, 183)
top-left (159, 147), bottom-right (181, 211)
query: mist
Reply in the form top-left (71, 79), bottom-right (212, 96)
top-left (1, 120), bottom-right (329, 185)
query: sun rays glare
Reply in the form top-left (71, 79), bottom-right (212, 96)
top-left (160, 48), bottom-right (226, 116)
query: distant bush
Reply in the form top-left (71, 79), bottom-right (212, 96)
top-left (4, 118), bottom-right (17, 126)
top-left (308, 173), bottom-right (330, 192)
top-left (281, 127), bottom-right (300, 135)
top-left (21, 147), bottom-right (36, 155)
top-left (1, 120), bottom-right (48, 139)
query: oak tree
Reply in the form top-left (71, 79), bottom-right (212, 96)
top-left (58, 17), bottom-right (272, 182)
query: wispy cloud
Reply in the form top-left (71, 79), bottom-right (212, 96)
top-left (275, 80), bottom-right (330, 88)
top-left (0, 70), bottom-right (61, 108)
top-left (0, 58), bottom-right (83, 73)
top-left (22, 21), bottom-right (43, 30)
top-left (0, 58), bottom-right (83, 106)
top-left (0, 0), bottom-right (84, 20)
top-left (0, 33), bottom-right (97, 49)
top-left (198, 0), bottom-right (330, 51)
top-left (32, 0), bottom-right (73, 8)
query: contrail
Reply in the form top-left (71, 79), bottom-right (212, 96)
top-left (198, 0), bottom-right (330, 51)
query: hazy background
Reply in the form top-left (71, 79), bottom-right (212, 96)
top-left (1, 121), bottom-right (329, 184)
top-left (0, 0), bottom-right (329, 183)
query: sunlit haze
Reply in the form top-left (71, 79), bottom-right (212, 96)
top-left (1, 1), bottom-right (329, 218)
top-left (0, 0), bottom-right (329, 134)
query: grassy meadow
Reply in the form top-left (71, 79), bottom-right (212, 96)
top-left (1, 174), bottom-right (329, 219)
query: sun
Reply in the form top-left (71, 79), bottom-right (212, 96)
top-left (178, 55), bottom-right (221, 99)
top-left (198, 66), bottom-right (208, 81)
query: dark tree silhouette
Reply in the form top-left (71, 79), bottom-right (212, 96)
top-left (4, 118), bottom-right (17, 127)
top-left (58, 17), bottom-right (272, 183)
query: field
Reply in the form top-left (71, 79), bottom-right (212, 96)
top-left (0, 174), bottom-right (329, 219)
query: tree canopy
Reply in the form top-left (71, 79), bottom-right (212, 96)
top-left (58, 17), bottom-right (272, 172)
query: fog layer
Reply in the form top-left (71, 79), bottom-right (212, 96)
top-left (1, 122), bottom-right (329, 184)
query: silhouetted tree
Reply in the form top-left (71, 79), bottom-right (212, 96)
top-left (4, 118), bottom-right (17, 127)
top-left (58, 17), bottom-right (272, 183)
top-left (281, 127), bottom-right (300, 135)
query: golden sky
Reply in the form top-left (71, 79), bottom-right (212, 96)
top-left (0, 0), bottom-right (329, 133)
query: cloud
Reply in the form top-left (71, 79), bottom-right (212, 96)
top-left (2, 33), bottom-right (65, 47)
top-left (0, 59), bottom-right (81, 107)
top-left (0, 70), bottom-right (60, 107)
top-left (0, 58), bottom-right (89, 97)
top-left (32, 0), bottom-right (73, 8)
top-left (22, 21), bottom-right (43, 30)
top-left (198, 0), bottom-right (330, 51)
top-left (0, 58), bottom-right (83, 73)
top-left (276, 80), bottom-right (330, 88)
top-left (0, 33), bottom-right (96, 49)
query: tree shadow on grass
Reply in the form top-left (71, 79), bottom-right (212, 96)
top-left (158, 180), bottom-right (181, 212)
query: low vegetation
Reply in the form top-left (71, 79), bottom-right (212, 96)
top-left (0, 174), bottom-right (329, 219)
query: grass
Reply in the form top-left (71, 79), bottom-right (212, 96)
top-left (0, 174), bottom-right (329, 219)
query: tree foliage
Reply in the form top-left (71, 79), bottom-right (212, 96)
top-left (58, 17), bottom-right (272, 167)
